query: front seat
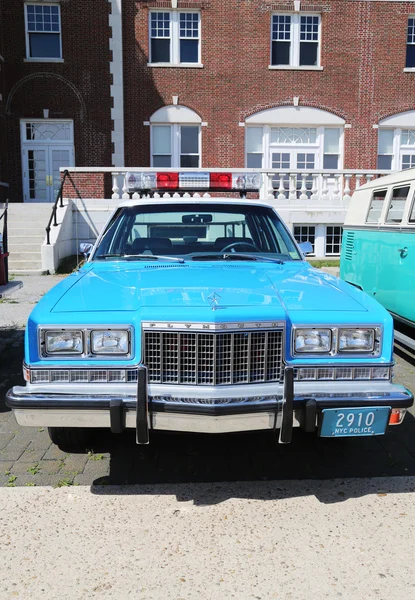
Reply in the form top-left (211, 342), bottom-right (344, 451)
top-left (131, 237), bottom-right (173, 254)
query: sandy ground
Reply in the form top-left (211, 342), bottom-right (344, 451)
top-left (0, 479), bottom-right (414, 600)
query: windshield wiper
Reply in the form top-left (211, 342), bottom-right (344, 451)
top-left (124, 254), bottom-right (185, 263)
top-left (94, 253), bottom-right (184, 263)
top-left (94, 253), bottom-right (125, 259)
top-left (191, 253), bottom-right (284, 264)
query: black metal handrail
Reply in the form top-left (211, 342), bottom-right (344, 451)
top-left (45, 169), bottom-right (85, 245)
top-left (0, 198), bottom-right (9, 284)
top-left (45, 169), bottom-right (69, 245)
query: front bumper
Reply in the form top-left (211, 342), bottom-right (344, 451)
top-left (6, 367), bottom-right (413, 443)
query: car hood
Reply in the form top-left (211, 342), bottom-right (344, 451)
top-left (51, 263), bottom-right (367, 315)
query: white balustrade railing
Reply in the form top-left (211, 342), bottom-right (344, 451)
top-left (107, 168), bottom-right (394, 203)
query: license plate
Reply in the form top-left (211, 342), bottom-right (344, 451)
top-left (320, 407), bottom-right (391, 437)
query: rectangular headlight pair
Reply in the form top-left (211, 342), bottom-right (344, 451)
top-left (44, 329), bottom-right (129, 356)
top-left (294, 328), bottom-right (376, 354)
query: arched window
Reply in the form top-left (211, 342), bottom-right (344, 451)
top-left (149, 105), bottom-right (201, 168)
top-left (378, 111), bottom-right (415, 171)
top-left (245, 106), bottom-right (345, 172)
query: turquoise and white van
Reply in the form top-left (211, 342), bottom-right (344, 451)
top-left (340, 168), bottom-right (415, 328)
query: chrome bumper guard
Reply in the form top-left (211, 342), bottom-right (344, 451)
top-left (6, 367), bottom-right (413, 443)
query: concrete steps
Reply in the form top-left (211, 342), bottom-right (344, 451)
top-left (4, 203), bottom-right (52, 274)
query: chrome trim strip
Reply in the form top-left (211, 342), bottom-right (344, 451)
top-left (142, 321), bottom-right (285, 330)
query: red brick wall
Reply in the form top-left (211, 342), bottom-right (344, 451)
top-left (2, 0), bottom-right (113, 201)
top-left (124, 0), bottom-right (415, 170)
top-left (61, 171), bottom-right (111, 200)
top-left (2, 1), bottom-right (415, 201)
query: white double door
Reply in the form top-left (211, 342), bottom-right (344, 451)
top-left (22, 146), bottom-right (74, 203)
top-left (270, 148), bottom-right (317, 197)
top-left (21, 120), bottom-right (75, 203)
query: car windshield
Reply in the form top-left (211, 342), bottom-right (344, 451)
top-left (93, 203), bottom-right (302, 261)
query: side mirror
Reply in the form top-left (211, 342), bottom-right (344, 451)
top-left (79, 242), bottom-right (93, 258)
top-left (298, 241), bottom-right (313, 255)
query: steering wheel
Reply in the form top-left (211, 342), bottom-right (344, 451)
top-left (220, 241), bottom-right (261, 253)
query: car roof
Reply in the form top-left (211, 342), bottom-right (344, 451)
top-left (117, 197), bottom-right (277, 209)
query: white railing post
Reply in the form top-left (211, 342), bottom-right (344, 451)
top-left (343, 174), bottom-right (352, 203)
top-left (278, 173), bottom-right (286, 201)
top-left (322, 174), bottom-right (330, 201)
top-left (299, 174), bottom-right (308, 201)
top-left (122, 174), bottom-right (130, 199)
top-left (265, 173), bottom-right (274, 199)
top-left (289, 173), bottom-right (297, 201)
top-left (311, 174), bottom-right (318, 201)
top-left (365, 174), bottom-right (373, 185)
top-left (355, 174), bottom-right (362, 189)
top-left (112, 173), bottom-right (120, 199)
top-left (333, 174), bottom-right (341, 202)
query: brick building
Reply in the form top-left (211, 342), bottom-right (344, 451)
top-left (1, 0), bottom-right (415, 256)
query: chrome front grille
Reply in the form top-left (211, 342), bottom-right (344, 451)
top-left (144, 329), bottom-right (284, 385)
top-left (30, 368), bottom-right (138, 384)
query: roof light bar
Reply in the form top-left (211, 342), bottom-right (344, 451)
top-left (126, 171), bottom-right (261, 193)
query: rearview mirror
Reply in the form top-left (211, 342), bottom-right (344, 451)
top-left (182, 214), bottom-right (212, 224)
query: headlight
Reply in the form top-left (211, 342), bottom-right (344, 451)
top-left (338, 329), bottom-right (375, 352)
top-left (91, 330), bottom-right (129, 354)
top-left (45, 331), bottom-right (83, 354)
top-left (294, 329), bottom-right (331, 353)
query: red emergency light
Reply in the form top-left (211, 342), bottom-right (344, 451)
top-left (126, 171), bottom-right (261, 193)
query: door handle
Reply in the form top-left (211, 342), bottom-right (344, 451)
top-left (398, 247), bottom-right (408, 257)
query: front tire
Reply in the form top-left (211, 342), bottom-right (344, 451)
top-left (48, 427), bottom-right (93, 452)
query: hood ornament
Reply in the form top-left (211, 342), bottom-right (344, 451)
top-left (208, 292), bottom-right (221, 311)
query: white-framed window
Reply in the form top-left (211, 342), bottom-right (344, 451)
top-left (246, 127), bottom-right (264, 168)
top-left (325, 226), bottom-right (342, 255)
top-left (246, 125), bottom-right (342, 198)
top-left (151, 124), bottom-right (200, 168)
top-left (271, 13), bottom-right (321, 67)
top-left (385, 186), bottom-right (410, 224)
top-left (293, 225), bottom-right (315, 255)
top-left (24, 121), bottom-right (72, 141)
top-left (149, 11), bottom-right (200, 65)
top-left (246, 126), bottom-right (341, 168)
top-left (25, 3), bottom-right (62, 60)
top-left (406, 17), bottom-right (415, 68)
top-left (377, 127), bottom-right (415, 171)
top-left (366, 190), bottom-right (387, 224)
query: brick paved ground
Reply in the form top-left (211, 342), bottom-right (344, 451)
top-left (0, 276), bottom-right (414, 489)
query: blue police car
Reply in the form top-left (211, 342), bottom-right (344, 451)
top-left (6, 171), bottom-right (413, 449)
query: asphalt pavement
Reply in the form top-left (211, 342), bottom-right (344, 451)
top-left (0, 275), bottom-right (414, 599)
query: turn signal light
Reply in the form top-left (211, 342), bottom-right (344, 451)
top-left (389, 409), bottom-right (406, 425)
top-left (23, 364), bottom-right (30, 382)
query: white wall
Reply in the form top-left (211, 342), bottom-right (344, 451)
top-left (70, 198), bottom-right (120, 253)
